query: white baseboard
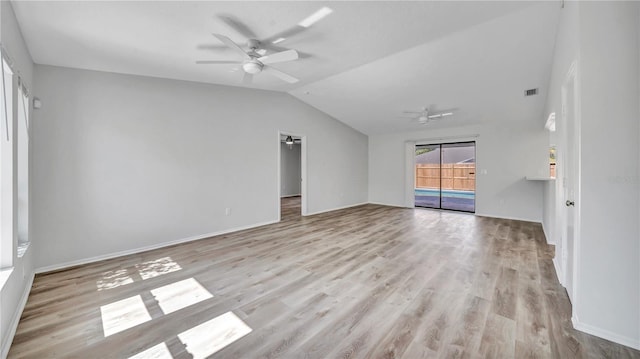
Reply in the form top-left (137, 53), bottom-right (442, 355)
top-left (474, 212), bottom-right (541, 224)
top-left (35, 220), bottom-right (278, 274)
top-left (552, 257), bottom-right (563, 286)
top-left (305, 202), bottom-right (369, 216)
top-left (542, 221), bottom-right (556, 245)
top-left (572, 315), bottom-right (640, 350)
top-left (1, 272), bottom-right (34, 359)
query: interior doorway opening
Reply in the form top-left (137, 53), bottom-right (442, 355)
top-left (278, 132), bottom-right (306, 221)
top-left (414, 141), bottom-right (476, 213)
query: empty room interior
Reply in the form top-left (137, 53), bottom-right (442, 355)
top-left (1, 1), bottom-right (640, 358)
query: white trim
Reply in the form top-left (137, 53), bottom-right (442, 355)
top-left (1, 271), bottom-right (34, 359)
top-left (35, 220), bottom-right (277, 274)
top-left (572, 316), bottom-right (640, 350)
top-left (474, 212), bottom-right (541, 224)
top-left (542, 221), bottom-right (555, 246)
top-left (414, 134), bottom-right (479, 146)
top-left (304, 202), bottom-right (368, 216)
top-left (552, 257), bottom-right (564, 286)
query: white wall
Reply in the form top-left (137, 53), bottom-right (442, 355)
top-left (31, 65), bottom-right (368, 271)
top-left (0, 2), bottom-right (34, 358)
top-left (542, 1), bottom-right (640, 349)
top-left (280, 142), bottom-right (301, 197)
top-left (576, 1), bottom-right (640, 348)
top-left (369, 122), bottom-right (549, 222)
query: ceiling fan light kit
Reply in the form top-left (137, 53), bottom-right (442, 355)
top-left (242, 60), bottom-right (263, 74)
top-left (403, 106), bottom-right (455, 125)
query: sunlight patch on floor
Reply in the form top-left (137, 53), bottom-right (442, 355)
top-left (97, 257), bottom-right (183, 291)
top-left (100, 295), bottom-right (152, 337)
top-left (128, 342), bottom-right (173, 359)
top-left (150, 277), bottom-right (213, 315)
top-left (97, 269), bottom-right (134, 291)
top-left (136, 257), bottom-right (182, 280)
top-left (177, 311), bottom-right (252, 358)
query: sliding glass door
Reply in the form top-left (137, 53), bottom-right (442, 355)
top-left (415, 142), bottom-right (475, 212)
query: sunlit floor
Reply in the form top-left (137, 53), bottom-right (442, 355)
top-left (8, 203), bottom-right (640, 358)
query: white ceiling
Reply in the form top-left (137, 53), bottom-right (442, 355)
top-left (11, 1), bottom-right (560, 135)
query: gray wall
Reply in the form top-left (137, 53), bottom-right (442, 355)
top-left (369, 122), bottom-right (549, 222)
top-left (32, 65), bottom-right (368, 270)
top-left (280, 142), bottom-right (301, 197)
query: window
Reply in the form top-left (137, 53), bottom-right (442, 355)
top-left (17, 82), bottom-right (29, 256)
top-left (0, 49), bottom-right (30, 267)
top-left (0, 56), bottom-right (14, 268)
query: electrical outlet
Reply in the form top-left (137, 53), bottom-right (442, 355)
top-left (225, 208), bottom-right (231, 216)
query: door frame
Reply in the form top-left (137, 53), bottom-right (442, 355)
top-left (558, 61), bottom-right (581, 309)
top-left (277, 131), bottom-right (307, 221)
top-left (405, 135), bottom-right (479, 211)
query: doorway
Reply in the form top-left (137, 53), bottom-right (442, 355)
top-left (414, 141), bottom-right (476, 212)
top-left (278, 132), bottom-right (306, 221)
top-left (560, 63), bottom-right (580, 304)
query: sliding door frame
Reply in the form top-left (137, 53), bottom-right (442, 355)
top-left (409, 138), bottom-right (478, 213)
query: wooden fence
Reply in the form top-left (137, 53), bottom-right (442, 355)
top-left (415, 164), bottom-right (476, 191)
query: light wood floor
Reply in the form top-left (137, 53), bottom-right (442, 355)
top-left (9, 198), bottom-right (640, 358)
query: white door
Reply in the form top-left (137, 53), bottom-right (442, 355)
top-left (561, 65), bottom-right (578, 303)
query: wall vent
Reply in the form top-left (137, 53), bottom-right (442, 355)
top-left (525, 88), bottom-right (538, 96)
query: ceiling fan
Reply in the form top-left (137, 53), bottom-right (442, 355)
top-left (196, 33), bottom-right (300, 84)
top-left (401, 106), bottom-right (455, 125)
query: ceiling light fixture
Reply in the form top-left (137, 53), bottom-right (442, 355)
top-left (298, 7), bottom-right (333, 28)
top-left (242, 61), bottom-right (263, 74)
top-left (272, 37), bottom-right (286, 44)
top-left (285, 136), bottom-right (294, 144)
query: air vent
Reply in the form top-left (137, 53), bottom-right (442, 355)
top-left (525, 88), bottom-right (538, 96)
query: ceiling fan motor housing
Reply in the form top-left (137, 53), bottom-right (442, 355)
top-left (247, 39), bottom-right (261, 50)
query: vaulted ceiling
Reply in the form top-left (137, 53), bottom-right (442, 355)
top-left (11, 1), bottom-right (560, 135)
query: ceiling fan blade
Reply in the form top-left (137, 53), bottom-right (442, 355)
top-left (242, 72), bottom-right (253, 85)
top-left (196, 44), bottom-right (230, 51)
top-left (262, 25), bottom-right (307, 45)
top-left (212, 33), bottom-right (250, 59)
top-left (258, 50), bottom-right (299, 65)
top-left (428, 112), bottom-right (454, 119)
top-left (195, 60), bottom-right (241, 65)
top-left (216, 14), bottom-right (257, 39)
top-left (263, 66), bottom-right (299, 83)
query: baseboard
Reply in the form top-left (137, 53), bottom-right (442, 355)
top-left (1, 272), bottom-right (34, 359)
top-left (474, 212), bottom-right (541, 224)
top-left (305, 202), bottom-right (369, 216)
top-left (572, 315), bottom-right (640, 350)
top-left (35, 220), bottom-right (278, 274)
top-left (542, 221), bottom-right (556, 245)
top-left (552, 257), bottom-right (563, 286)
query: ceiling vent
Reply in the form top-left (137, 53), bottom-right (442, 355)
top-left (525, 88), bottom-right (538, 96)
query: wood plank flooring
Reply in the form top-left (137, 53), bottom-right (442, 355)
top-left (8, 197), bottom-right (640, 358)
